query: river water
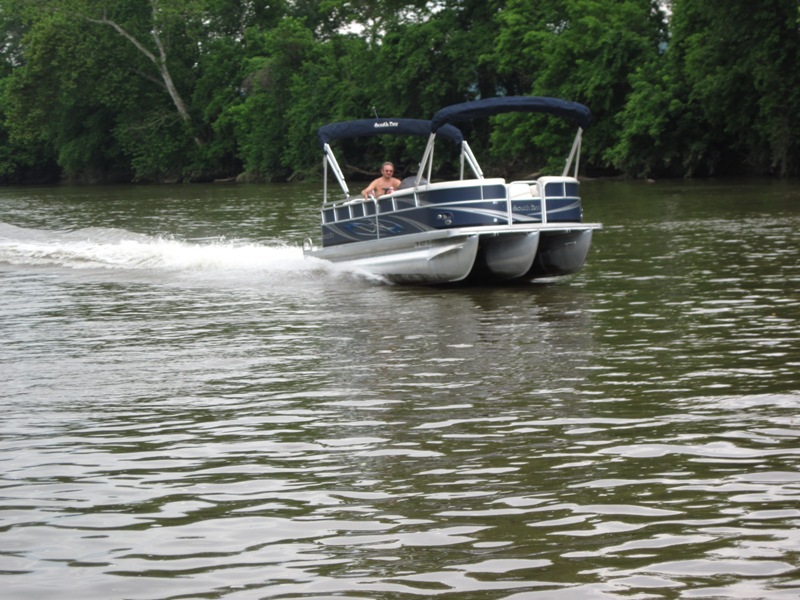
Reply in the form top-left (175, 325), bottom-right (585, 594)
top-left (1, 180), bottom-right (799, 599)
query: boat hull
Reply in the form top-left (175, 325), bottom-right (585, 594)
top-left (529, 229), bottom-right (594, 277)
top-left (306, 229), bottom-right (480, 284)
top-left (472, 231), bottom-right (540, 281)
top-left (304, 224), bottom-right (598, 284)
top-left (310, 99), bottom-right (599, 285)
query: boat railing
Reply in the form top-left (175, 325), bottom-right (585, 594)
top-left (321, 175), bottom-right (582, 229)
top-left (416, 135), bottom-right (484, 188)
top-left (322, 195), bottom-right (374, 223)
top-left (508, 176), bottom-right (583, 226)
top-left (461, 141), bottom-right (484, 179)
top-left (322, 143), bottom-right (350, 203)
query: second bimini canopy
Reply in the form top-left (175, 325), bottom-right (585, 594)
top-left (431, 96), bottom-right (592, 133)
top-left (318, 118), bottom-right (464, 148)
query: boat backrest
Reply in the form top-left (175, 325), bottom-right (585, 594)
top-left (398, 176), bottom-right (426, 190)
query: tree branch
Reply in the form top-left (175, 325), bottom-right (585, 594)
top-left (81, 6), bottom-right (203, 146)
top-left (83, 15), bottom-right (159, 66)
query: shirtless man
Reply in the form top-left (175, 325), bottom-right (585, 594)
top-left (361, 162), bottom-right (401, 199)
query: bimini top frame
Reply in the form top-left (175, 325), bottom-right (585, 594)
top-left (418, 95), bottom-right (593, 186)
top-left (316, 96), bottom-right (592, 203)
top-left (317, 118), bottom-right (464, 202)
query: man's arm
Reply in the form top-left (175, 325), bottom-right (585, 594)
top-left (361, 178), bottom-right (379, 199)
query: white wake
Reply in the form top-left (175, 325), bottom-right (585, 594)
top-left (0, 222), bottom-right (340, 278)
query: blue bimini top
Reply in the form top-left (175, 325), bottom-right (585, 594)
top-left (317, 118), bottom-right (464, 148)
top-left (431, 96), bottom-right (592, 133)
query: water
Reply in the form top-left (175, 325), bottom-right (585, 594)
top-left (1, 180), bottom-right (799, 599)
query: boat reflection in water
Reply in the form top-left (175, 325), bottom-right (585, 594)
top-left (304, 96), bottom-right (602, 284)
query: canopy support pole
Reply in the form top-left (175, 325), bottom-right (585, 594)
top-left (324, 143), bottom-right (349, 199)
top-left (563, 128), bottom-right (583, 177)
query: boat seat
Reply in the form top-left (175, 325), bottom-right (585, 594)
top-left (398, 176), bottom-right (426, 190)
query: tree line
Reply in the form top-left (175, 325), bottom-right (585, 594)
top-left (0, 0), bottom-right (798, 184)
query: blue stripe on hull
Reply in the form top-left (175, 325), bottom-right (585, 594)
top-left (320, 183), bottom-right (583, 247)
top-left (322, 205), bottom-right (521, 246)
top-left (416, 184), bottom-right (507, 204)
top-left (543, 198), bottom-right (583, 222)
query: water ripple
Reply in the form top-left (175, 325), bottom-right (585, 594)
top-left (2, 181), bottom-right (800, 599)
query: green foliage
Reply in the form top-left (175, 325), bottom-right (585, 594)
top-left (611, 0), bottom-right (800, 177)
top-left (282, 34), bottom-right (375, 175)
top-left (229, 18), bottom-right (318, 180)
top-left (0, 0), bottom-right (798, 182)
top-left (0, 77), bottom-right (54, 182)
top-left (493, 0), bottom-right (667, 173)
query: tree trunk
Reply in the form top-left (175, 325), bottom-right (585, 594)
top-left (84, 9), bottom-right (204, 146)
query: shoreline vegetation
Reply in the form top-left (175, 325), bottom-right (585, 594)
top-left (1, 1), bottom-right (798, 186)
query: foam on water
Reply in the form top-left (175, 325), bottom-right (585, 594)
top-left (0, 221), bottom-right (362, 281)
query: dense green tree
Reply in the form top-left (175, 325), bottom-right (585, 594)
top-left (1, 0), bottom-right (798, 182)
top-left (2, 8), bottom-right (134, 181)
top-left (492, 0), bottom-right (667, 174)
top-left (672, 0), bottom-right (800, 176)
top-left (261, 0), bottom-right (503, 180)
top-left (226, 17), bottom-right (319, 180)
top-left (0, 0), bottom-right (287, 181)
top-left (0, 8), bottom-right (42, 181)
top-left (371, 1), bottom-right (505, 174)
top-left (612, 0), bottom-right (800, 177)
top-left (293, 0), bottom-right (432, 40)
top-left (281, 33), bottom-right (375, 176)
top-left (2, 1), bottom-right (188, 180)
